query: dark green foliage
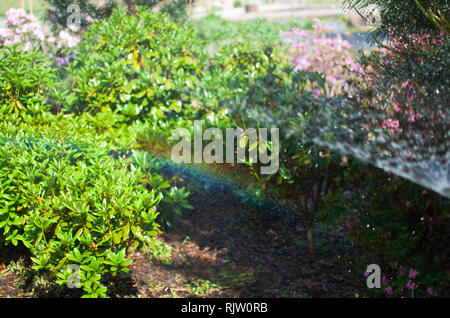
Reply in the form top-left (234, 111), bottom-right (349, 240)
top-left (158, 0), bottom-right (191, 23)
top-left (344, 0), bottom-right (449, 36)
top-left (324, 165), bottom-right (450, 296)
top-left (223, 45), bottom-right (345, 253)
top-left (0, 45), bottom-right (56, 116)
top-left (130, 150), bottom-right (193, 228)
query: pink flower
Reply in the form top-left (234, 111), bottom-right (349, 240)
top-left (427, 288), bottom-right (436, 296)
top-left (283, 19), bottom-right (362, 98)
top-left (382, 119), bottom-right (400, 129)
top-left (285, 28), bottom-right (299, 36)
top-left (385, 286), bottom-right (393, 295)
top-left (0, 7), bottom-right (79, 52)
top-left (299, 30), bottom-right (310, 37)
top-left (382, 275), bottom-right (389, 285)
top-left (408, 268), bottom-right (418, 279)
top-left (405, 201), bottom-right (411, 207)
top-left (405, 280), bottom-right (415, 289)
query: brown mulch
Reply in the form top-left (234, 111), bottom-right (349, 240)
top-left (0, 245), bottom-right (32, 298)
top-left (126, 184), bottom-right (358, 298)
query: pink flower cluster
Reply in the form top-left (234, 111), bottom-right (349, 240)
top-left (367, 30), bottom-right (447, 136)
top-left (0, 8), bottom-right (80, 52)
top-left (0, 8), bottom-right (45, 50)
top-left (362, 264), bottom-right (438, 297)
top-left (284, 19), bottom-right (363, 97)
top-left (381, 119), bottom-right (400, 133)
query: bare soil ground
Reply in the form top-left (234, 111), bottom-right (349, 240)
top-left (124, 183), bottom-right (358, 298)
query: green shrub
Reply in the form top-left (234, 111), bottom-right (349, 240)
top-left (129, 150), bottom-right (193, 228)
top-left (158, 0), bottom-right (191, 23)
top-left (67, 6), bottom-right (204, 123)
top-left (197, 43), bottom-right (287, 115)
top-left (344, 0), bottom-right (449, 37)
top-left (146, 238), bottom-right (174, 265)
top-left (0, 132), bottom-right (190, 297)
top-left (0, 45), bottom-right (56, 116)
top-left (233, 1), bottom-right (242, 8)
top-left (224, 46), bottom-right (345, 254)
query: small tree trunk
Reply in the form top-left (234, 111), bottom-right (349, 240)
top-left (294, 196), bottom-right (316, 257)
top-left (306, 227), bottom-right (315, 256)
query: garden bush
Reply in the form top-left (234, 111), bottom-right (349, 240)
top-left (0, 8), bottom-right (47, 51)
top-left (220, 13), bottom-right (449, 289)
top-left (0, 43), bottom-right (194, 296)
top-left (224, 45), bottom-right (346, 254)
top-left (331, 0), bottom-right (450, 196)
top-left (67, 6), bottom-right (205, 124)
top-left (0, 134), bottom-right (162, 297)
top-left (284, 19), bottom-right (363, 97)
top-left (0, 110), bottom-right (194, 296)
top-left (198, 43), bottom-right (280, 111)
top-left (0, 45), bottom-right (56, 116)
